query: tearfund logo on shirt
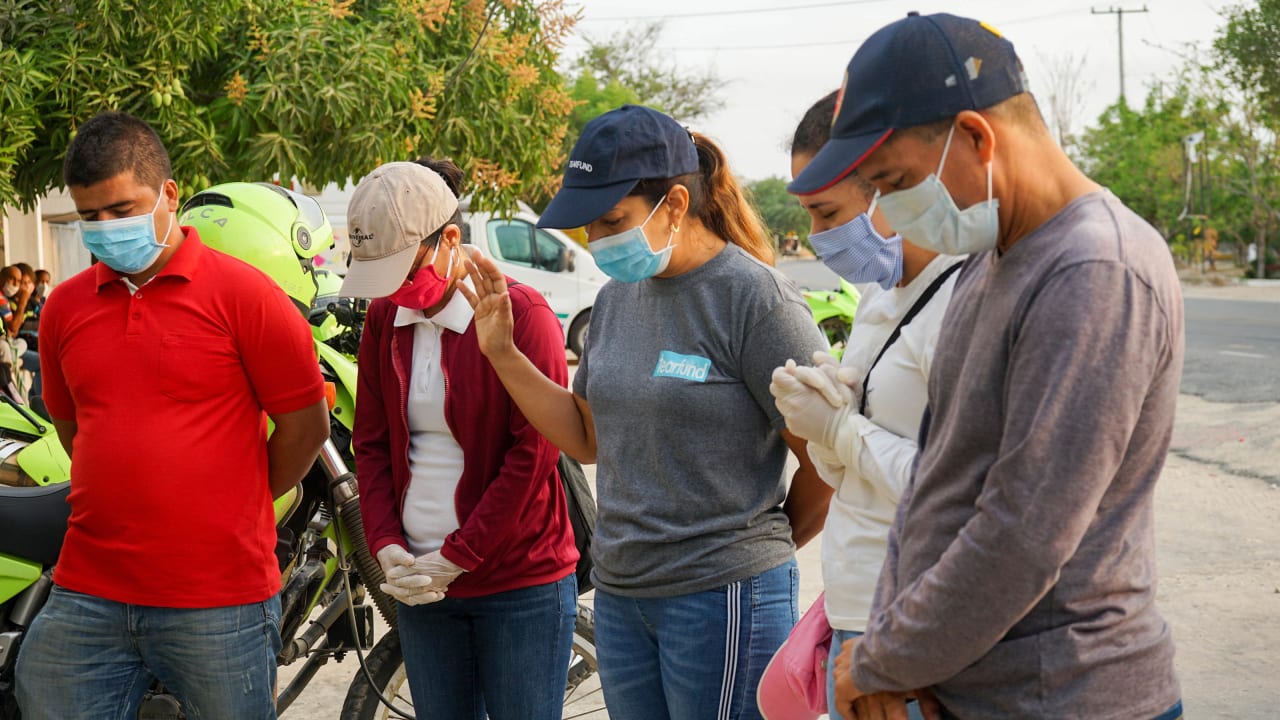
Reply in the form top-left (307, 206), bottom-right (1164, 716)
top-left (653, 351), bottom-right (711, 382)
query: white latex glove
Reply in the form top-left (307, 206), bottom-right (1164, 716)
top-left (771, 359), bottom-right (849, 409)
top-left (376, 544), bottom-right (415, 579)
top-left (384, 550), bottom-right (465, 591)
top-left (809, 350), bottom-right (850, 403)
top-left (376, 544), bottom-right (446, 606)
top-left (812, 350), bottom-right (865, 407)
top-left (770, 361), bottom-right (852, 448)
top-left (379, 581), bottom-right (446, 606)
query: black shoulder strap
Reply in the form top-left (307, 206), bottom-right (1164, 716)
top-left (859, 261), bottom-right (962, 416)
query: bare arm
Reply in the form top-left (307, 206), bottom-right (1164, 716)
top-left (266, 399), bottom-right (329, 499)
top-left (781, 429), bottom-right (833, 548)
top-left (51, 417), bottom-right (77, 458)
top-left (458, 251), bottom-right (597, 463)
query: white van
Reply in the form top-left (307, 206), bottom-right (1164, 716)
top-left (460, 199), bottom-right (604, 357)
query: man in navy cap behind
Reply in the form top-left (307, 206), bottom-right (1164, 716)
top-left (790, 12), bottom-right (1184, 720)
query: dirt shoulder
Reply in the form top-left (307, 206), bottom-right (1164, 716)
top-left (1181, 283), bottom-right (1280, 303)
top-left (1156, 451), bottom-right (1280, 720)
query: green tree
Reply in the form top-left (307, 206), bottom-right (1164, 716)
top-left (1215, 0), bottom-right (1280, 275)
top-left (1077, 78), bottom-right (1220, 240)
top-left (568, 74), bottom-right (640, 134)
top-left (1216, 0), bottom-right (1280, 116)
top-left (1076, 57), bottom-right (1280, 276)
top-left (746, 176), bottom-right (809, 249)
top-left (569, 21), bottom-right (723, 123)
top-left (0, 0), bottom-right (579, 211)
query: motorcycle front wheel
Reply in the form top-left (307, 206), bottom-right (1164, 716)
top-left (340, 604), bottom-right (601, 719)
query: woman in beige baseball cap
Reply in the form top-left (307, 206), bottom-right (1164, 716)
top-left (343, 158), bottom-right (580, 719)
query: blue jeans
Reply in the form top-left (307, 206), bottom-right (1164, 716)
top-left (828, 629), bottom-right (924, 720)
top-left (594, 559), bottom-right (799, 720)
top-left (396, 574), bottom-right (577, 720)
top-left (15, 585), bottom-right (282, 720)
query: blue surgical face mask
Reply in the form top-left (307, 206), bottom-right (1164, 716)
top-left (877, 123), bottom-right (999, 256)
top-left (588, 195), bottom-right (675, 283)
top-left (79, 186), bottom-right (173, 274)
top-left (808, 192), bottom-right (904, 290)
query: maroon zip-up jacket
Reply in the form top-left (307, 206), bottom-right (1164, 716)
top-left (354, 282), bottom-right (578, 598)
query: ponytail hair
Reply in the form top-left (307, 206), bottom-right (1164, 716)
top-left (411, 155), bottom-right (464, 244)
top-left (412, 155), bottom-right (465, 198)
top-left (630, 133), bottom-right (775, 266)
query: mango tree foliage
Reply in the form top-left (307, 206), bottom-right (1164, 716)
top-left (0, 0), bottom-right (579, 211)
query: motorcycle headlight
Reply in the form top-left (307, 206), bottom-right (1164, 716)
top-left (0, 439), bottom-right (35, 487)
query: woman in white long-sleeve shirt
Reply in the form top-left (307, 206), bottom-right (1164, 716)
top-left (775, 91), bottom-right (964, 719)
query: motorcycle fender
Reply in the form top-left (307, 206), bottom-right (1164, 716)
top-left (17, 435), bottom-right (72, 487)
top-left (0, 552), bottom-right (41, 605)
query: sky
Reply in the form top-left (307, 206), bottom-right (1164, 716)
top-left (561, 0), bottom-right (1238, 181)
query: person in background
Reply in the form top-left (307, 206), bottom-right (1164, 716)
top-left (788, 13), bottom-right (1184, 720)
top-left (342, 159), bottom-right (578, 720)
top-left (1, 265), bottom-right (32, 338)
top-left (461, 104), bottom-right (832, 720)
top-left (0, 264), bottom-right (43, 415)
top-left (15, 110), bottom-right (330, 719)
top-left (31, 269), bottom-right (52, 312)
top-left (766, 89), bottom-right (964, 720)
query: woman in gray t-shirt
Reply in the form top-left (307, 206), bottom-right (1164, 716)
top-left (459, 105), bottom-right (830, 720)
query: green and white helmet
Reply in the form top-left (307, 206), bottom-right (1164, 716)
top-left (180, 182), bottom-right (334, 313)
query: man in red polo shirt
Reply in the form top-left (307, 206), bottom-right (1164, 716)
top-left (14, 111), bottom-right (330, 719)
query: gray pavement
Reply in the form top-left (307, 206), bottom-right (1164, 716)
top-left (1182, 296), bottom-right (1280, 403)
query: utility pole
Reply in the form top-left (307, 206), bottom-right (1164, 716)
top-left (1091, 5), bottom-right (1149, 105)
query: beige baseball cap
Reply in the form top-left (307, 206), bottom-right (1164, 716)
top-left (339, 161), bottom-right (460, 298)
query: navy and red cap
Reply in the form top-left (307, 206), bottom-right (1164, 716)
top-left (788, 12), bottom-right (1028, 196)
top-left (538, 104), bottom-right (699, 230)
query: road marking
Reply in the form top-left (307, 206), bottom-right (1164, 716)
top-left (1219, 350), bottom-right (1266, 359)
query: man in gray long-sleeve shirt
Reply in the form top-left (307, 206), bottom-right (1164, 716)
top-left (788, 12), bottom-right (1183, 720)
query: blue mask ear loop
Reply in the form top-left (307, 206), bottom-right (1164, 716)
top-left (154, 185), bottom-right (175, 248)
top-left (867, 189), bottom-right (880, 218)
top-left (936, 123), bottom-right (957, 177)
top-left (935, 123), bottom-right (996, 209)
top-left (642, 193), bottom-right (678, 254)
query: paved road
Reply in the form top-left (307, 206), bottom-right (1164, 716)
top-left (777, 258), bottom-right (840, 291)
top-left (1182, 297), bottom-right (1280, 403)
top-left (778, 260), bottom-right (1280, 403)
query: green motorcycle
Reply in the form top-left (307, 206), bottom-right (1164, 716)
top-left (803, 278), bottom-right (861, 358)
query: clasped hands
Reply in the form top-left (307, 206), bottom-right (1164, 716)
top-left (375, 545), bottom-right (464, 606)
top-left (769, 351), bottom-right (862, 449)
top-left (833, 637), bottom-right (942, 720)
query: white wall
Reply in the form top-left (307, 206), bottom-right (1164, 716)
top-left (0, 188), bottom-right (86, 282)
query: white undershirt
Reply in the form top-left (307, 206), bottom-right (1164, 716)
top-left (395, 280), bottom-right (474, 556)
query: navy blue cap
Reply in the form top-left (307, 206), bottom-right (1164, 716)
top-left (789, 12), bottom-right (1028, 195)
top-left (539, 105), bottom-right (699, 229)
